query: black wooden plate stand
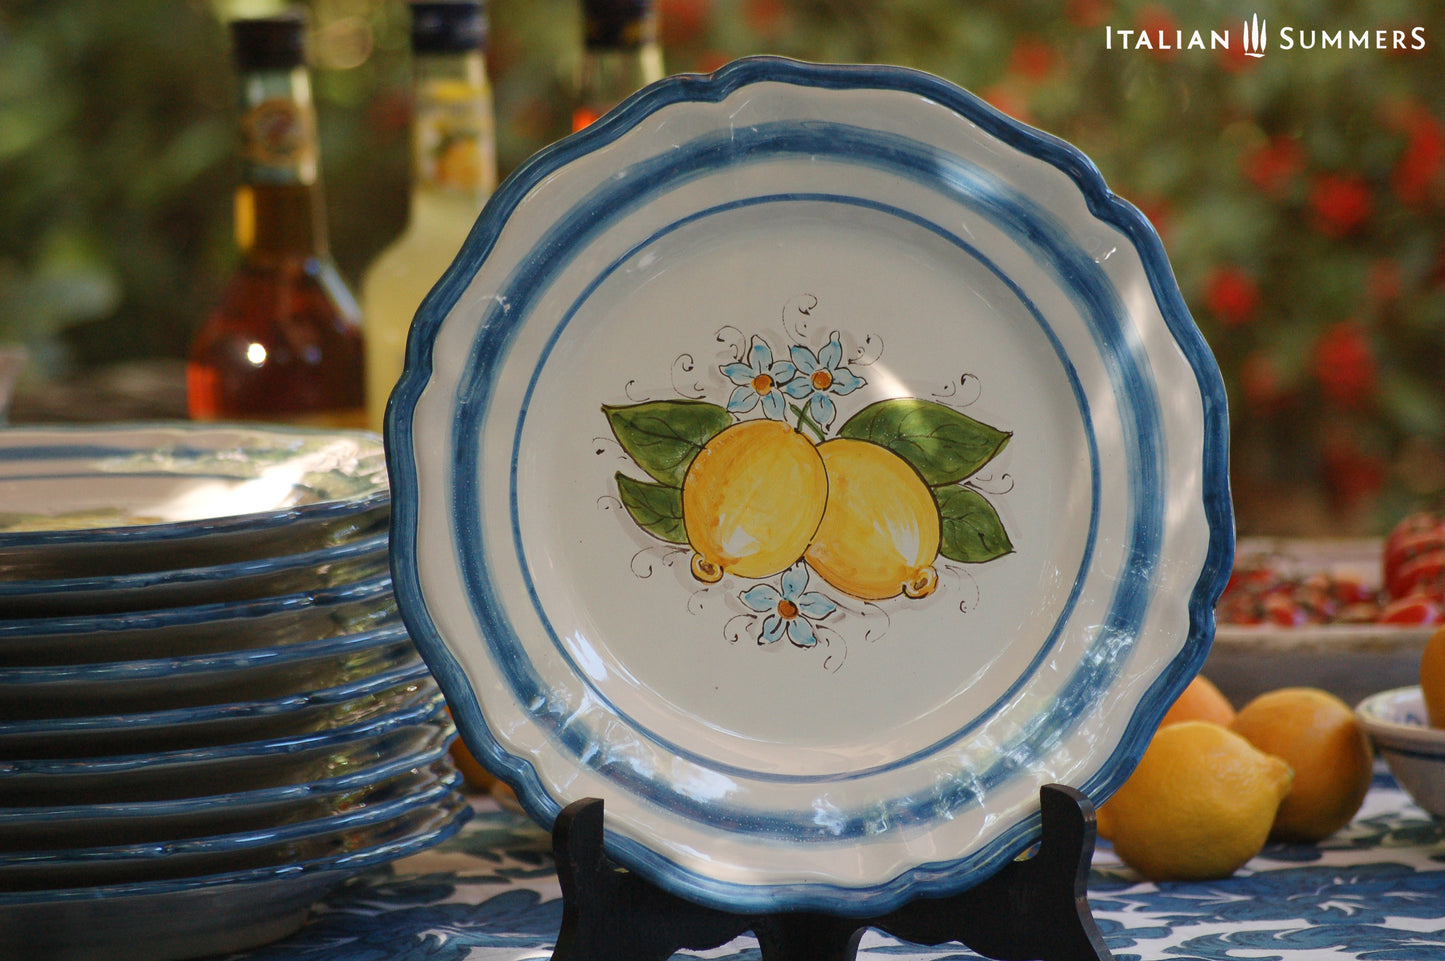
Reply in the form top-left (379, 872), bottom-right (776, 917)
top-left (549, 784), bottom-right (1112, 961)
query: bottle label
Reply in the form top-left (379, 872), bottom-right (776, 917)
top-left (242, 98), bottom-right (319, 184)
top-left (416, 81), bottom-right (497, 194)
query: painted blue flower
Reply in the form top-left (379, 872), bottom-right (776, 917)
top-left (720, 336), bottom-right (794, 420)
top-left (740, 564), bottom-right (836, 648)
top-left (780, 331), bottom-right (865, 428)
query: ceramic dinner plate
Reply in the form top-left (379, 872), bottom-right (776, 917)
top-left (0, 796), bottom-right (471, 961)
top-left (0, 694), bottom-right (450, 806)
top-left (0, 571), bottom-right (398, 667)
top-left (0, 621), bottom-right (419, 720)
top-left (0, 750), bottom-right (455, 850)
top-left (0, 423), bottom-right (389, 580)
top-left (389, 56), bottom-right (1232, 913)
top-left (0, 775), bottom-right (462, 890)
top-left (0, 531), bottom-right (391, 618)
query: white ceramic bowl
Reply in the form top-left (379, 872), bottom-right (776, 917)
top-left (1356, 686), bottom-right (1445, 819)
top-left (1207, 538), bottom-right (1432, 709)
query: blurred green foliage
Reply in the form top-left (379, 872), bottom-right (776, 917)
top-left (1, 0), bottom-right (1443, 533)
top-left (0, 1), bottom-right (233, 373)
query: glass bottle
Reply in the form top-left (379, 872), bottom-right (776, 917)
top-left (572, 0), bottom-right (665, 131)
top-left (361, 0), bottom-right (497, 433)
top-left (188, 11), bottom-right (366, 428)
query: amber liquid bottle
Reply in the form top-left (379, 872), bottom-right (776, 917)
top-left (572, 0), bottom-right (664, 131)
top-left (188, 12), bottom-right (366, 427)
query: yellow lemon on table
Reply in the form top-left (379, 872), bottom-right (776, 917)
top-left (1095, 721), bottom-right (1293, 882)
top-left (1159, 674), bottom-right (1236, 729)
top-left (682, 419), bottom-right (828, 582)
top-left (1229, 687), bottom-right (1374, 843)
top-left (804, 438), bottom-right (940, 601)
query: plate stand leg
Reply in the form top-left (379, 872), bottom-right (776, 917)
top-left (548, 785), bottom-right (1111, 961)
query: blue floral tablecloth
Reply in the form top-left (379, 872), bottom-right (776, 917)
top-left (225, 770), bottom-right (1445, 961)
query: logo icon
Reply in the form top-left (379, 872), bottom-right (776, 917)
top-left (1243, 14), bottom-right (1268, 57)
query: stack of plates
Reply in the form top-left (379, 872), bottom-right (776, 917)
top-left (0, 424), bottom-right (470, 961)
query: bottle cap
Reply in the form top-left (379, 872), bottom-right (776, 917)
top-left (582, 0), bottom-right (656, 50)
top-left (411, 2), bottom-right (489, 53)
top-left (230, 12), bottom-right (308, 73)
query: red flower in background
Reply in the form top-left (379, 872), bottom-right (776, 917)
top-left (1393, 107), bottom-right (1445, 205)
top-left (1313, 322), bottom-right (1376, 409)
top-left (1067, 0), bottom-right (1112, 28)
top-left (696, 50), bottom-right (731, 73)
top-left (1217, 22), bottom-right (1259, 74)
top-left (660, 0), bottom-right (710, 47)
top-left (1310, 173), bottom-right (1373, 236)
top-left (1008, 36), bottom-right (1057, 81)
top-left (1240, 351), bottom-right (1288, 414)
top-left (1204, 266), bottom-right (1260, 328)
top-left (1368, 258), bottom-right (1402, 305)
top-left (979, 85), bottom-right (1031, 125)
top-left (1132, 196), bottom-right (1172, 239)
top-left (742, 0), bottom-right (785, 37)
top-left (1244, 137), bottom-right (1304, 197)
top-left (1134, 6), bottom-right (1180, 61)
top-left (1321, 432), bottom-right (1386, 514)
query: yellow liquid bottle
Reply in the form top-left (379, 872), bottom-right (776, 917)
top-left (361, 1), bottom-right (497, 433)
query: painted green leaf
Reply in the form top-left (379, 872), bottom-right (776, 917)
top-left (838, 398), bottom-right (1011, 486)
top-left (614, 472), bottom-right (687, 544)
top-left (936, 485), bottom-right (1013, 564)
top-left (603, 400), bottom-right (732, 487)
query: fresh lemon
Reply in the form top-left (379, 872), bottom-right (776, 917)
top-left (682, 419), bottom-right (828, 582)
top-left (1419, 624), bottom-right (1445, 728)
top-left (449, 738), bottom-right (496, 792)
top-left (1095, 721), bottom-right (1293, 882)
top-left (1159, 674), bottom-right (1236, 728)
top-left (803, 438), bottom-right (940, 601)
top-left (1229, 687), bottom-right (1374, 842)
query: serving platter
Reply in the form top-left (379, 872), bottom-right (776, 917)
top-left (389, 56), bottom-right (1232, 914)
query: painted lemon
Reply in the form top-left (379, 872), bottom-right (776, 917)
top-left (805, 438), bottom-right (940, 600)
top-left (682, 419), bottom-right (828, 582)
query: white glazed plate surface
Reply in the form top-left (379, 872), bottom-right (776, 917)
top-left (389, 57), bottom-right (1232, 913)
